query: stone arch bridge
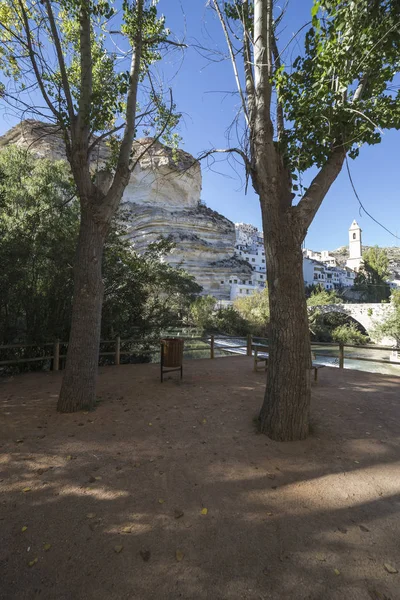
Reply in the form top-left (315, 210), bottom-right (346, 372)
top-left (311, 303), bottom-right (394, 344)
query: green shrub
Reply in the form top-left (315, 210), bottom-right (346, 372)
top-left (332, 322), bottom-right (368, 345)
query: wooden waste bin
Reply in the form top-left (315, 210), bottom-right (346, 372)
top-left (160, 338), bottom-right (184, 382)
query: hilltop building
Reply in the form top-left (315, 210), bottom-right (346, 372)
top-left (346, 220), bottom-right (363, 271)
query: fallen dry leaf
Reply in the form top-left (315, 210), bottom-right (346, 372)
top-left (66, 455), bottom-right (72, 461)
top-left (202, 419), bottom-right (207, 425)
top-left (114, 545), bottom-right (123, 554)
top-left (158, 498), bottom-right (165, 504)
top-left (140, 550), bottom-right (151, 562)
top-left (176, 550), bottom-right (184, 562)
top-left (121, 526), bottom-right (132, 534)
top-left (21, 526), bottom-right (28, 533)
top-left (22, 487), bottom-right (31, 493)
top-left (28, 558), bottom-right (38, 567)
top-left (200, 508), bottom-right (208, 515)
top-left (43, 543), bottom-right (51, 551)
top-left (334, 568), bottom-right (341, 576)
top-left (94, 476), bottom-right (102, 481)
top-left (148, 423), bottom-right (152, 426)
top-left (384, 563), bottom-right (398, 574)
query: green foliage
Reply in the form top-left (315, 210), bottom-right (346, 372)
top-left (189, 296), bottom-right (216, 330)
top-left (213, 306), bottom-right (251, 336)
top-left (332, 322), bottom-right (369, 345)
top-left (0, 146), bottom-right (77, 343)
top-left (354, 246), bottom-right (391, 302)
top-left (374, 289), bottom-right (400, 345)
top-left (233, 287), bottom-right (270, 335)
top-left (275, 0), bottom-right (400, 177)
top-left (307, 287), bottom-right (341, 307)
top-left (223, 0), bottom-right (400, 194)
top-left (0, 0), bottom-right (181, 144)
top-left (0, 147), bottom-right (200, 345)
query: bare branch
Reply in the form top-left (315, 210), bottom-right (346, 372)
top-left (16, 0), bottom-right (61, 123)
top-left (198, 147), bottom-right (250, 169)
top-left (253, 0), bottom-right (274, 136)
top-left (295, 147), bottom-right (347, 234)
top-left (211, 0), bottom-right (250, 128)
top-left (43, 0), bottom-right (75, 123)
top-left (271, 31), bottom-right (284, 141)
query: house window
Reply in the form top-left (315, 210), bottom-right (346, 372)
top-left (252, 258), bottom-right (255, 262)
top-left (260, 274), bottom-right (263, 279)
top-left (234, 279), bottom-right (237, 283)
top-left (221, 281), bottom-right (224, 284)
top-left (248, 280), bottom-right (252, 284)
top-left (353, 233), bottom-right (356, 239)
top-left (262, 259), bottom-right (265, 263)
top-left (229, 279), bottom-right (232, 283)
top-left (246, 289), bottom-right (249, 294)
top-left (239, 289), bottom-right (243, 293)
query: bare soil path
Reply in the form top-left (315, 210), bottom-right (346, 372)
top-left (1, 357), bottom-right (399, 600)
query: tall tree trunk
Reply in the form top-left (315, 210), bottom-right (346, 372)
top-left (57, 205), bottom-right (106, 413)
top-left (259, 205), bottom-right (311, 441)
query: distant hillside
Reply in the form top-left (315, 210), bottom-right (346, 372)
top-left (330, 246), bottom-right (400, 279)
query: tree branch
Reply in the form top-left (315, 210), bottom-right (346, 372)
top-left (211, 0), bottom-right (250, 128)
top-left (253, 0), bottom-right (273, 126)
top-left (43, 0), bottom-right (75, 123)
top-left (76, 0), bottom-right (92, 143)
top-left (295, 147), bottom-right (347, 234)
top-left (198, 147), bottom-right (251, 172)
top-left (271, 32), bottom-right (285, 142)
top-left (16, 0), bottom-right (61, 123)
top-left (105, 0), bottom-right (144, 211)
top-left (240, 0), bottom-right (256, 128)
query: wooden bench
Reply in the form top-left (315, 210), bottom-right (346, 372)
top-left (252, 343), bottom-right (269, 372)
top-left (252, 344), bottom-right (325, 382)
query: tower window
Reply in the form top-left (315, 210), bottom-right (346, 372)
top-left (353, 233), bottom-right (356, 239)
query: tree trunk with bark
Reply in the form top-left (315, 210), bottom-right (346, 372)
top-left (57, 205), bottom-right (106, 412)
top-left (258, 195), bottom-right (312, 441)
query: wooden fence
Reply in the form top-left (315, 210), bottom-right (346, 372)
top-left (0, 334), bottom-right (399, 371)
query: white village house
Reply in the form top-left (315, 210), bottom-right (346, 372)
top-left (230, 220), bottom-right (363, 301)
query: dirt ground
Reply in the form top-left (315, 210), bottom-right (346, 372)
top-left (1, 357), bottom-right (400, 600)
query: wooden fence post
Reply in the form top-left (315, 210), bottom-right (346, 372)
top-left (115, 336), bottom-right (121, 365)
top-left (339, 343), bottom-right (344, 369)
top-left (53, 340), bottom-right (59, 371)
top-left (210, 335), bottom-right (215, 359)
top-left (247, 334), bottom-right (252, 356)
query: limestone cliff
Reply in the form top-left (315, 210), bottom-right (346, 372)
top-left (0, 120), bottom-right (252, 299)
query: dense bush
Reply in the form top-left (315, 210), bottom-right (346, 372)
top-left (332, 323), bottom-right (369, 345)
top-left (0, 147), bottom-right (201, 349)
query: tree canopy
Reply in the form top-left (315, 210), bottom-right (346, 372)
top-left (0, 146), bottom-right (200, 349)
top-left (354, 246), bottom-right (391, 302)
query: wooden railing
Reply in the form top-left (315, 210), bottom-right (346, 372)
top-left (0, 334), bottom-right (398, 371)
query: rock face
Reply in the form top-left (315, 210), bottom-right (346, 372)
top-left (0, 120), bottom-right (252, 299)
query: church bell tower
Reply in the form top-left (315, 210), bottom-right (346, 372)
top-left (346, 220), bottom-right (363, 271)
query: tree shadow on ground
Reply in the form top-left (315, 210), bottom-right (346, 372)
top-left (1, 357), bottom-right (399, 600)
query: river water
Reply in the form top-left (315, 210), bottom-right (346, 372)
top-left (213, 337), bottom-right (400, 377)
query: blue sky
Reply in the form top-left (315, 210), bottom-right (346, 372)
top-left (1, 0), bottom-right (399, 252)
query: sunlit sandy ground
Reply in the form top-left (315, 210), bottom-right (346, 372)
top-left (1, 357), bottom-right (399, 600)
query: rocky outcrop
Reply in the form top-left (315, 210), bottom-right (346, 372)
top-left (0, 120), bottom-right (251, 299)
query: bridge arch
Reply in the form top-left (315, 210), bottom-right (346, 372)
top-left (310, 303), bottom-right (394, 344)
